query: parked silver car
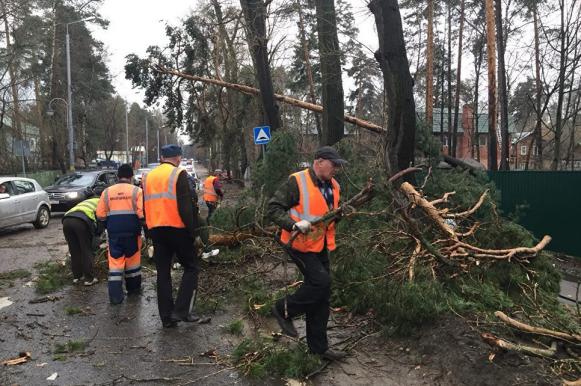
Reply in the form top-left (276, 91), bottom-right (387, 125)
top-left (0, 177), bottom-right (51, 229)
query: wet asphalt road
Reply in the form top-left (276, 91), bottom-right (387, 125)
top-left (0, 164), bottom-right (269, 386)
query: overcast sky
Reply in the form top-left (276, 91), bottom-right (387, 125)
top-left (91, 0), bottom-right (378, 107)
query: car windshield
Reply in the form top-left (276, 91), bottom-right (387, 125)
top-left (54, 173), bottom-right (94, 187)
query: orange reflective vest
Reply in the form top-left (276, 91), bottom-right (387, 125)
top-left (203, 176), bottom-right (219, 202)
top-left (280, 169), bottom-right (340, 252)
top-left (142, 163), bottom-right (186, 229)
top-left (96, 183), bottom-right (143, 221)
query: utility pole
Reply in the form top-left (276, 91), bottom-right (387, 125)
top-left (125, 108), bottom-right (129, 164)
top-left (64, 17), bottom-right (94, 171)
top-left (156, 127), bottom-right (160, 162)
top-left (65, 24), bottom-right (74, 170)
top-left (145, 118), bottom-right (149, 166)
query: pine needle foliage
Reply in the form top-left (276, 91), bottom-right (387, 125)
top-left (329, 142), bottom-right (565, 336)
top-left (253, 131), bottom-right (299, 198)
top-left (233, 337), bottom-right (321, 379)
top-left (35, 260), bottom-right (70, 294)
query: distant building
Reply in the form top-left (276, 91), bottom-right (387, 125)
top-left (423, 105), bottom-right (517, 169)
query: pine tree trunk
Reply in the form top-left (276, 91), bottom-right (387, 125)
top-left (240, 0), bottom-right (281, 131)
top-left (296, 0), bottom-right (322, 143)
top-left (447, 3), bottom-right (453, 157)
top-left (485, 0), bottom-right (498, 171)
top-left (315, 0), bottom-right (345, 146)
top-left (473, 37), bottom-right (484, 162)
top-left (369, 0), bottom-right (417, 175)
top-left (452, 0), bottom-right (465, 159)
top-left (3, 10), bottom-right (22, 145)
top-left (495, 0), bottom-right (510, 170)
top-left (426, 0), bottom-right (434, 128)
top-left (533, 5), bottom-right (543, 170)
top-left (552, 1), bottom-right (566, 170)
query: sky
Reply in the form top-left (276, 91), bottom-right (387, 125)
top-left (90, 0), bottom-right (378, 108)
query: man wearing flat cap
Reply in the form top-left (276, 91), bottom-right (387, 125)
top-left (142, 144), bottom-right (200, 328)
top-left (267, 145), bottom-right (348, 361)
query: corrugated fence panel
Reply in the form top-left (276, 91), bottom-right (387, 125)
top-left (488, 171), bottom-right (580, 256)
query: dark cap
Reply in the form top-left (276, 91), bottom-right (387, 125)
top-left (314, 146), bottom-right (347, 165)
top-left (117, 163), bottom-right (134, 179)
top-left (161, 144), bottom-right (182, 158)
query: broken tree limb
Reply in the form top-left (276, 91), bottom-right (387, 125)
top-left (207, 226), bottom-right (277, 247)
top-left (481, 332), bottom-right (557, 358)
top-left (400, 181), bottom-right (457, 240)
top-left (1, 352), bottom-right (31, 366)
top-left (154, 65), bottom-right (385, 134)
top-left (443, 190), bottom-right (488, 219)
top-left (495, 311), bottom-right (581, 344)
top-left (564, 379), bottom-right (581, 386)
top-left (448, 235), bottom-right (552, 261)
top-left (430, 191), bottom-right (456, 206)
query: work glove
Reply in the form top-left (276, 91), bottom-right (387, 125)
top-left (293, 220), bottom-right (311, 234)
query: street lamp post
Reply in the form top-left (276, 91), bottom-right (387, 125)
top-left (125, 108), bottom-right (129, 164)
top-left (145, 118), bottom-right (149, 166)
top-left (65, 16), bottom-right (95, 171)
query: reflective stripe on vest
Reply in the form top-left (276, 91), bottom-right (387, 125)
top-left (143, 163), bottom-right (186, 229)
top-left (280, 169), bottom-right (340, 252)
top-left (65, 198), bottom-right (99, 223)
top-left (203, 176), bottom-right (218, 202)
top-left (100, 184), bottom-right (141, 217)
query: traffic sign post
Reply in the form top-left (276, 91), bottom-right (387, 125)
top-left (253, 126), bottom-right (271, 158)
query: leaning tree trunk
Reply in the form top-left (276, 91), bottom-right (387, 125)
top-left (240, 0), bottom-right (281, 131)
top-left (485, 0), bottom-right (498, 171)
top-left (495, 0), bottom-right (510, 170)
top-left (369, 0), bottom-right (417, 175)
top-left (426, 0), bottom-right (434, 129)
top-left (315, 0), bottom-right (345, 146)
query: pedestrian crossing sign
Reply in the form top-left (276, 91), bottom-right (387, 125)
top-left (253, 126), bottom-right (271, 145)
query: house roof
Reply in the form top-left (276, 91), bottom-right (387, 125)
top-left (418, 108), bottom-right (516, 134)
top-left (511, 131), bottom-right (533, 144)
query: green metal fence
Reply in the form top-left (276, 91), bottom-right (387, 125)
top-left (16, 170), bottom-right (62, 187)
top-left (488, 171), bottom-right (580, 256)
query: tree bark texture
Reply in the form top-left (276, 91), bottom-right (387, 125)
top-left (240, 0), bottom-right (281, 131)
top-left (368, 0), bottom-right (417, 175)
top-left (425, 0), bottom-right (434, 129)
top-left (533, 6), bottom-right (543, 170)
top-left (485, 0), bottom-right (498, 171)
top-left (495, 0), bottom-right (510, 170)
top-left (452, 0), bottom-right (465, 159)
top-left (552, 1), bottom-right (566, 170)
top-left (315, 0), bottom-right (345, 146)
top-left (447, 3), bottom-right (454, 157)
top-left (296, 0), bottom-right (322, 143)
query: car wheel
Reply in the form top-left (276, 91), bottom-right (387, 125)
top-left (33, 205), bottom-right (50, 229)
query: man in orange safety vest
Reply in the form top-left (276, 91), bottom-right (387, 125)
top-left (96, 164), bottom-right (144, 304)
top-left (267, 146), bottom-right (348, 361)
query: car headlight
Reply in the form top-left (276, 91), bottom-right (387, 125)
top-left (65, 192), bottom-right (79, 199)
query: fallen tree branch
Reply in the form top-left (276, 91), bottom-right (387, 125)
top-left (155, 66), bottom-right (385, 134)
top-left (495, 311), bottom-right (581, 344)
top-left (444, 190), bottom-right (488, 219)
top-left (400, 181), bottom-right (457, 240)
top-left (481, 332), bottom-right (558, 358)
top-left (430, 191), bottom-right (456, 206)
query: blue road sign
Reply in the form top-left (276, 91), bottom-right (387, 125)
top-left (253, 126), bottom-right (271, 145)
